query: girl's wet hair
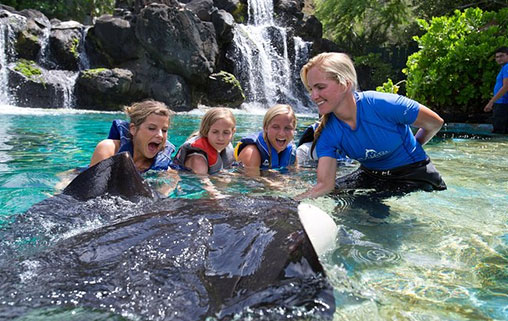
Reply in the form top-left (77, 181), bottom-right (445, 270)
top-left (262, 104), bottom-right (296, 162)
top-left (198, 107), bottom-right (236, 137)
top-left (124, 100), bottom-right (174, 127)
top-left (300, 52), bottom-right (358, 150)
top-left (262, 104), bottom-right (296, 132)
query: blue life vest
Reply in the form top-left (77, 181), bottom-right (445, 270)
top-left (107, 120), bottom-right (176, 172)
top-left (235, 131), bottom-right (296, 170)
top-left (174, 136), bottom-right (235, 174)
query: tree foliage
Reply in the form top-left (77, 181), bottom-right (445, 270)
top-left (414, 0), bottom-right (508, 20)
top-left (314, 0), bottom-right (508, 91)
top-left (404, 8), bottom-right (508, 116)
top-left (315, 0), bottom-right (508, 54)
top-left (2, 0), bottom-right (115, 23)
top-left (314, 0), bottom-right (415, 55)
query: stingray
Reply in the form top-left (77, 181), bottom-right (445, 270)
top-left (0, 152), bottom-right (337, 320)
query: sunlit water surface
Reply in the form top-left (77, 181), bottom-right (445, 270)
top-left (0, 105), bottom-right (507, 320)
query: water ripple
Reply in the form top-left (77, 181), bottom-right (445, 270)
top-left (333, 244), bottom-right (401, 272)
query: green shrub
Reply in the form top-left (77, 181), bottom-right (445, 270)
top-left (376, 78), bottom-right (402, 94)
top-left (403, 8), bottom-right (508, 116)
top-left (2, 0), bottom-right (115, 23)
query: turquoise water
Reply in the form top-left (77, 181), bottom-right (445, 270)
top-left (0, 106), bottom-right (507, 320)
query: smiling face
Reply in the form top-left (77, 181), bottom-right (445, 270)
top-left (130, 113), bottom-right (169, 160)
top-left (206, 118), bottom-right (235, 152)
top-left (265, 113), bottom-right (295, 153)
top-left (306, 66), bottom-right (351, 117)
top-left (495, 51), bottom-right (508, 65)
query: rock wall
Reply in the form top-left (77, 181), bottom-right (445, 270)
top-left (0, 0), bottom-right (328, 111)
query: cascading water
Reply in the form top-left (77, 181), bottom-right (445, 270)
top-left (230, 0), bottom-right (313, 111)
top-left (78, 26), bottom-right (91, 71)
top-left (36, 24), bottom-right (55, 70)
top-left (0, 9), bottom-right (90, 109)
top-left (0, 21), bottom-right (15, 105)
top-left (0, 24), bottom-right (9, 105)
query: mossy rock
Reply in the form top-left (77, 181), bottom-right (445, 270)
top-left (14, 59), bottom-right (42, 80)
top-left (231, 2), bottom-right (247, 23)
top-left (205, 71), bottom-right (245, 108)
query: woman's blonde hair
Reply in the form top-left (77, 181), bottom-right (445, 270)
top-left (262, 104), bottom-right (297, 162)
top-left (300, 52), bottom-right (358, 148)
top-left (198, 107), bottom-right (236, 137)
top-left (124, 100), bottom-right (174, 127)
top-left (300, 52), bottom-right (358, 92)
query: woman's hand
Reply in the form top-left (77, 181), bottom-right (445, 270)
top-left (294, 156), bottom-right (337, 200)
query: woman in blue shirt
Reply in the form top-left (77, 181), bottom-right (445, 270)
top-left (296, 52), bottom-right (446, 200)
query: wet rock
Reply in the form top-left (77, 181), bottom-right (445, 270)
top-left (211, 8), bottom-right (235, 46)
top-left (49, 20), bottom-right (85, 71)
top-left (86, 14), bottom-right (140, 66)
top-left (8, 60), bottom-right (76, 108)
top-left (185, 0), bottom-right (214, 21)
top-left (204, 71), bottom-right (245, 108)
top-left (135, 3), bottom-right (218, 84)
top-left (75, 67), bottom-right (136, 110)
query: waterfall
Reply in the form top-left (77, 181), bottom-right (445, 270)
top-left (36, 24), bottom-right (56, 70)
top-left (230, 0), bottom-right (312, 111)
top-left (48, 70), bottom-right (78, 108)
top-left (78, 26), bottom-right (91, 71)
top-left (0, 11), bottom-right (92, 109)
top-left (0, 22), bottom-right (13, 105)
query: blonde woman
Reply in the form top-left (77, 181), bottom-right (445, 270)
top-left (235, 104), bottom-right (297, 175)
top-left (175, 107), bottom-right (236, 175)
top-left (90, 100), bottom-right (176, 172)
top-left (296, 52), bottom-right (446, 200)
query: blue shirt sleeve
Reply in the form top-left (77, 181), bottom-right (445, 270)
top-left (315, 116), bottom-right (341, 159)
top-left (502, 64), bottom-right (508, 79)
top-left (364, 92), bottom-right (420, 125)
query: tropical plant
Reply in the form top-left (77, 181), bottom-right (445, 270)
top-left (313, 0), bottom-right (508, 91)
top-left (376, 78), bottom-right (403, 94)
top-left (403, 8), bottom-right (508, 116)
top-left (314, 0), bottom-right (415, 55)
top-left (2, 0), bottom-right (115, 23)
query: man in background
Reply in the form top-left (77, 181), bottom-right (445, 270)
top-left (484, 46), bottom-right (508, 134)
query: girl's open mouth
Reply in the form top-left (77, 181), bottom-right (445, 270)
top-left (148, 142), bottom-right (160, 153)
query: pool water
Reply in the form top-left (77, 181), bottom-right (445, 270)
top-left (0, 105), bottom-right (507, 320)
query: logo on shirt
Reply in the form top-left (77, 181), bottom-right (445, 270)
top-left (262, 159), bottom-right (270, 166)
top-left (360, 149), bottom-right (389, 161)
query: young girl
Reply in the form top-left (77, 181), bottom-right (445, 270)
top-left (235, 104), bottom-right (297, 175)
top-left (175, 107), bottom-right (236, 175)
top-left (90, 100), bottom-right (176, 172)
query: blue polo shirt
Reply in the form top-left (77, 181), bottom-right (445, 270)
top-left (494, 63), bottom-right (508, 104)
top-left (316, 91), bottom-right (428, 170)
